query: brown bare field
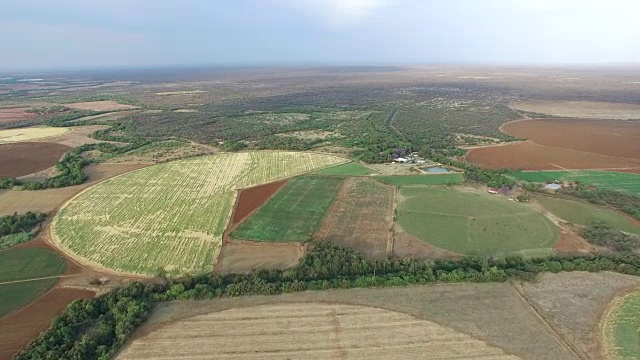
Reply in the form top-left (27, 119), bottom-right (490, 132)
top-left (0, 107), bottom-right (34, 124)
top-left (0, 288), bottom-right (95, 360)
top-left (214, 242), bottom-right (304, 274)
top-left (510, 100), bottom-right (640, 119)
top-left (118, 302), bottom-right (521, 360)
top-left (392, 226), bottom-right (461, 259)
top-left (120, 283), bottom-right (577, 360)
top-left (503, 119), bottom-right (640, 160)
top-left (554, 231), bottom-right (595, 254)
top-left (465, 141), bottom-right (640, 171)
top-left (518, 272), bottom-right (640, 360)
top-left (0, 142), bottom-right (71, 178)
top-left (64, 100), bottom-right (136, 111)
top-left (0, 163), bottom-right (148, 216)
top-left (230, 179), bottom-right (288, 227)
top-left (314, 178), bottom-right (394, 258)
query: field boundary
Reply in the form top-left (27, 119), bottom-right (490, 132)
top-left (598, 285), bottom-right (640, 360)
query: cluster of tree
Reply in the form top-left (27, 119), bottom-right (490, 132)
top-left (25, 105), bottom-right (69, 114)
top-left (45, 110), bottom-right (107, 127)
top-left (560, 184), bottom-right (640, 220)
top-left (16, 241), bottom-right (640, 360)
top-left (21, 145), bottom-right (92, 190)
top-left (582, 222), bottom-right (640, 252)
top-left (0, 211), bottom-right (47, 250)
top-left (0, 177), bottom-right (20, 189)
top-left (255, 136), bottom-right (325, 151)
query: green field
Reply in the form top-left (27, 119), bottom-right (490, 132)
top-left (0, 248), bottom-right (65, 317)
top-left (511, 170), bottom-right (640, 195)
top-left (605, 291), bottom-right (640, 360)
top-left (533, 195), bottom-right (640, 235)
top-left (232, 176), bottom-right (343, 242)
top-left (52, 151), bottom-right (347, 276)
top-left (397, 187), bottom-right (559, 256)
top-left (375, 174), bottom-right (464, 186)
top-left (318, 162), bottom-right (377, 176)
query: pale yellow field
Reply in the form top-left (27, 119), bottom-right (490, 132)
top-left (116, 303), bottom-right (521, 360)
top-left (52, 151), bottom-right (347, 276)
top-left (0, 126), bottom-right (71, 144)
top-left (509, 100), bottom-right (640, 119)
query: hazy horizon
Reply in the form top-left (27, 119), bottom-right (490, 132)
top-left (2, 0), bottom-right (640, 71)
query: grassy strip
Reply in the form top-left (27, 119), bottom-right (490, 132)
top-left (318, 162), bottom-right (377, 176)
top-left (511, 170), bottom-right (640, 195)
top-left (375, 173), bottom-right (464, 186)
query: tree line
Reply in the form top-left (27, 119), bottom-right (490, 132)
top-left (15, 242), bottom-right (640, 360)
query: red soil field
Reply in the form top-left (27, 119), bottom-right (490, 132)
top-left (0, 288), bottom-right (95, 360)
top-left (554, 231), bottom-right (595, 254)
top-left (466, 118), bottom-right (640, 171)
top-left (0, 108), bottom-right (34, 124)
top-left (0, 142), bottom-right (71, 178)
top-left (230, 179), bottom-right (288, 228)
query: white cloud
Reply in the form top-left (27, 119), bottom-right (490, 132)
top-left (284, 0), bottom-right (387, 28)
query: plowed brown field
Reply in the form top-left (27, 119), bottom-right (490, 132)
top-left (466, 118), bottom-right (640, 171)
top-left (214, 242), bottom-right (304, 274)
top-left (0, 108), bottom-right (34, 124)
top-left (230, 179), bottom-right (288, 227)
top-left (117, 303), bottom-right (521, 360)
top-left (0, 288), bottom-right (95, 360)
top-left (314, 178), bottom-right (394, 258)
top-left (65, 101), bottom-right (136, 111)
top-left (0, 142), bottom-right (71, 178)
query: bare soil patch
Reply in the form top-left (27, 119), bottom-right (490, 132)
top-left (0, 163), bottom-right (148, 216)
top-left (0, 107), bottom-right (34, 124)
top-left (126, 283), bottom-right (577, 360)
top-left (230, 179), bottom-right (288, 228)
top-left (0, 142), bottom-right (71, 178)
top-left (214, 241), bottom-right (303, 274)
top-left (465, 141), bottom-right (640, 171)
top-left (64, 101), bottom-right (136, 111)
top-left (554, 231), bottom-right (595, 254)
top-left (314, 178), bottom-right (394, 258)
top-left (0, 287), bottom-right (95, 360)
top-left (392, 226), bottom-right (461, 259)
top-left (518, 272), bottom-right (640, 360)
top-left (510, 100), bottom-right (640, 119)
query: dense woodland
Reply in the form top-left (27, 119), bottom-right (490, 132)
top-left (15, 242), bottom-right (640, 360)
top-left (583, 222), bottom-right (640, 251)
top-left (0, 211), bottom-right (46, 249)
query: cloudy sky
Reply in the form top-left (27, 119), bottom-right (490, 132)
top-left (2, 0), bottom-right (639, 70)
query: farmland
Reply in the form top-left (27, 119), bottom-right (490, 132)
top-left (0, 126), bottom-right (70, 144)
top-left (0, 248), bottom-right (66, 317)
top-left (509, 100), bottom-right (640, 119)
top-left (397, 187), bottom-right (559, 256)
top-left (232, 176), bottom-right (343, 242)
top-left (603, 291), bottom-right (640, 360)
top-left (64, 100), bottom-right (136, 111)
top-left (510, 170), bottom-right (640, 195)
top-left (317, 162), bottom-right (377, 176)
top-left (0, 142), bottom-right (71, 178)
top-left (532, 195), bottom-right (640, 234)
top-left (375, 173), bottom-right (464, 186)
top-left (52, 152), bottom-right (346, 275)
top-left (315, 178), bottom-right (394, 258)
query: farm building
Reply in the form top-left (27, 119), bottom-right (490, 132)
top-left (487, 188), bottom-right (499, 194)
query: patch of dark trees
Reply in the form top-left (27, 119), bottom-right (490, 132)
top-left (583, 222), bottom-right (640, 252)
top-left (560, 184), bottom-right (640, 220)
top-left (15, 242), bottom-right (640, 360)
top-left (0, 211), bottom-right (46, 249)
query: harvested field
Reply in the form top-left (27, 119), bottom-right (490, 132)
top-left (123, 284), bottom-right (577, 360)
top-left (603, 290), bottom-right (640, 360)
top-left (32, 124), bottom-right (110, 147)
top-left (532, 195), bottom-right (640, 235)
top-left (519, 272), bottom-right (640, 360)
top-left (230, 179), bottom-right (288, 227)
top-left (0, 107), bottom-right (34, 124)
top-left (52, 152), bottom-right (346, 276)
top-left (0, 126), bottom-right (70, 144)
top-left (503, 119), bottom-right (640, 160)
top-left (397, 187), bottom-right (559, 256)
top-left (214, 242), bottom-right (303, 274)
top-left (392, 226), bottom-right (461, 259)
top-left (0, 288), bottom-right (95, 360)
top-left (509, 100), bottom-right (640, 119)
top-left (232, 176), bottom-right (343, 243)
top-left (118, 303), bottom-right (521, 360)
top-left (64, 100), bottom-right (136, 111)
top-left (0, 163), bottom-right (148, 216)
top-left (0, 142), bottom-right (71, 178)
top-left (466, 141), bottom-right (640, 171)
top-left (314, 178), bottom-right (394, 258)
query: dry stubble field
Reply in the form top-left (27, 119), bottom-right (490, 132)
top-left (118, 283), bottom-right (578, 360)
top-left (509, 100), bottom-right (640, 119)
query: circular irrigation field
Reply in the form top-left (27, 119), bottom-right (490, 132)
top-left (51, 151), bottom-right (347, 276)
top-left (396, 187), bottom-right (559, 256)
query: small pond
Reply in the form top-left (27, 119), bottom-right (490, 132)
top-left (422, 166), bottom-right (452, 174)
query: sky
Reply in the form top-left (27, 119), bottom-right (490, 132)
top-left (2, 0), bottom-right (640, 70)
